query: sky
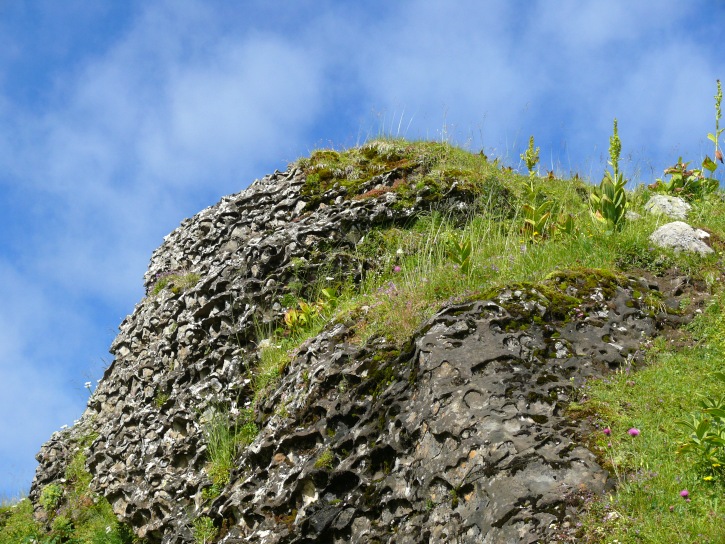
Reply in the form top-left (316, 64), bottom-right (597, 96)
top-left (1, 0), bottom-right (723, 499)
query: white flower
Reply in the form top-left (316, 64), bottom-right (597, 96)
top-left (60, 425), bottom-right (68, 430)
top-left (84, 381), bottom-right (92, 389)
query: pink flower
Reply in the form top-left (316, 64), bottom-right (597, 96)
top-left (603, 428), bottom-right (611, 436)
top-left (628, 428), bottom-right (640, 436)
top-left (680, 489), bottom-right (689, 499)
top-left (393, 266), bottom-right (401, 273)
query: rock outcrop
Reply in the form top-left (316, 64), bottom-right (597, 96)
top-left (29, 143), bottom-right (691, 543)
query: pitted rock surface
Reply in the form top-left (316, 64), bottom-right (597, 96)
top-left (211, 276), bottom-right (663, 543)
top-left (30, 156), bottom-right (684, 543)
top-left (29, 160), bottom-right (493, 541)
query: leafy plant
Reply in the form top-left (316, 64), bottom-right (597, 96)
top-left (553, 212), bottom-right (577, 236)
top-left (283, 288), bottom-right (338, 335)
top-left (447, 237), bottom-right (472, 275)
top-left (649, 81), bottom-right (723, 201)
top-left (39, 484), bottom-right (63, 515)
top-left (649, 157), bottom-right (719, 201)
top-left (520, 135), bottom-right (540, 178)
top-left (590, 118), bottom-right (627, 232)
top-left (676, 371), bottom-right (725, 482)
top-left (521, 199), bottom-right (554, 240)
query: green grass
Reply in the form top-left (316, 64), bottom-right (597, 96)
top-left (202, 407), bottom-right (258, 489)
top-left (0, 449), bottom-right (140, 544)
top-left (149, 270), bottom-right (201, 296)
top-left (574, 297), bottom-right (725, 542)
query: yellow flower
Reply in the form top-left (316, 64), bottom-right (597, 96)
top-left (703, 476), bottom-right (714, 481)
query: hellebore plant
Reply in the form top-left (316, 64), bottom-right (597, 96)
top-left (591, 118), bottom-right (628, 233)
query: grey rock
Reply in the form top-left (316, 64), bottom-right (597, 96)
top-left (644, 195), bottom-right (691, 219)
top-left (28, 158), bottom-right (691, 543)
top-left (649, 221), bottom-right (713, 255)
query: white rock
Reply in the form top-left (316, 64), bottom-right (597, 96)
top-left (649, 221), bottom-right (713, 255)
top-left (644, 195), bottom-right (691, 219)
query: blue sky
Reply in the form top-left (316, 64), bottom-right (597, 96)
top-left (1, 0), bottom-right (723, 498)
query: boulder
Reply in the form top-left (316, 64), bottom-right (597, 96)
top-left (643, 195), bottom-right (691, 219)
top-left (649, 221), bottom-right (713, 255)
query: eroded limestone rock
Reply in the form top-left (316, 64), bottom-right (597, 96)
top-left (30, 159), bottom-right (690, 543)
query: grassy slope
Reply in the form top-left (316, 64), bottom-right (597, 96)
top-left (3, 138), bottom-right (725, 543)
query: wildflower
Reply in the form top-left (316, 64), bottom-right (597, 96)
top-left (703, 476), bottom-right (714, 481)
top-left (393, 266), bottom-right (401, 273)
top-left (603, 427), bottom-right (612, 436)
top-left (680, 489), bottom-right (689, 499)
top-left (627, 428), bottom-right (640, 436)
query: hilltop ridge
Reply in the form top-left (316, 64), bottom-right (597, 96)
top-left (5, 139), bottom-right (725, 542)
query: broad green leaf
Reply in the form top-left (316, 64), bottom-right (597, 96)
top-left (702, 155), bottom-right (717, 173)
top-left (704, 408), bottom-right (725, 419)
top-left (696, 418), bottom-right (711, 439)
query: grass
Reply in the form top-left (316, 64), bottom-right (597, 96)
top-left (148, 270), bottom-right (201, 296)
top-left (202, 407), bottom-right (258, 490)
top-left (574, 297), bottom-right (725, 542)
top-left (0, 448), bottom-right (140, 544)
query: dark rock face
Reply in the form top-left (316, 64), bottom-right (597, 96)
top-left (216, 277), bottom-right (660, 543)
top-left (30, 159), bottom-right (678, 543)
